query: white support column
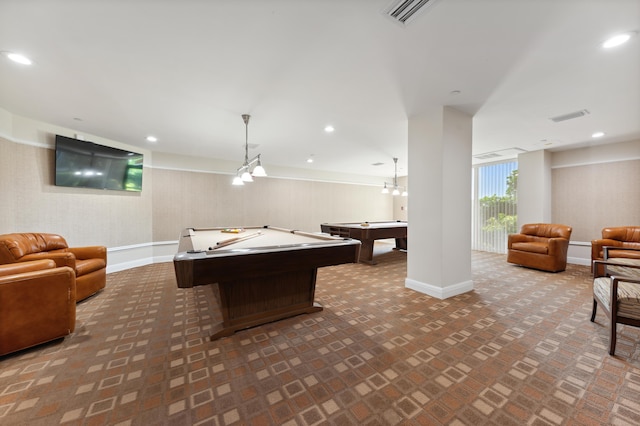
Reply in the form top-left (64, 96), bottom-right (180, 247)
top-left (516, 150), bottom-right (552, 229)
top-left (405, 106), bottom-right (473, 299)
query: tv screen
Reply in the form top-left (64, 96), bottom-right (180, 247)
top-left (55, 135), bottom-right (143, 192)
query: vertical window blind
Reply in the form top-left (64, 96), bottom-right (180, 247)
top-left (472, 161), bottom-right (518, 253)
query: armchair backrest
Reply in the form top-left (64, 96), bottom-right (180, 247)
top-left (0, 233), bottom-right (69, 264)
top-left (519, 223), bottom-right (572, 240)
top-left (601, 227), bottom-right (640, 242)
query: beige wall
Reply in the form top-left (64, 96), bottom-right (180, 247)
top-left (552, 158), bottom-right (640, 242)
top-left (1, 133), bottom-right (393, 253)
top-left (0, 137), bottom-right (153, 247)
top-left (151, 168), bottom-right (393, 241)
top-left (514, 140), bottom-right (640, 245)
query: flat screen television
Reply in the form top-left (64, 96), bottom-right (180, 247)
top-left (55, 135), bottom-right (143, 192)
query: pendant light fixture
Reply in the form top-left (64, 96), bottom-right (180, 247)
top-left (232, 114), bottom-right (267, 185)
top-left (381, 157), bottom-right (407, 196)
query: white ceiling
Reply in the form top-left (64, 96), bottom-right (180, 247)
top-left (1, 0), bottom-right (638, 178)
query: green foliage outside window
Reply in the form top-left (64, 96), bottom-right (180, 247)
top-left (479, 169), bottom-right (518, 235)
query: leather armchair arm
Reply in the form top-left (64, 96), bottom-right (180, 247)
top-left (546, 238), bottom-right (570, 255)
top-left (592, 238), bottom-right (621, 260)
top-left (0, 265), bottom-right (77, 355)
top-left (0, 266), bottom-right (77, 309)
top-left (18, 252), bottom-right (77, 269)
top-left (0, 265), bottom-right (75, 289)
top-left (0, 259), bottom-right (56, 277)
top-left (68, 246), bottom-right (107, 261)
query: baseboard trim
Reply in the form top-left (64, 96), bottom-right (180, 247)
top-left (567, 256), bottom-right (590, 266)
top-left (405, 278), bottom-right (474, 300)
top-left (107, 257), bottom-right (153, 273)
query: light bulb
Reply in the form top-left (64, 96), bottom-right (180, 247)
top-left (252, 164), bottom-right (267, 177)
top-left (603, 33), bottom-right (632, 49)
top-left (6, 52), bottom-right (32, 65)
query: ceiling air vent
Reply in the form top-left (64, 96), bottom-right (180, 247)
top-left (473, 148), bottom-right (527, 162)
top-left (473, 152), bottom-right (501, 160)
top-left (384, 0), bottom-right (439, 25)
top-left (549, 109), bottom-right (590, 123)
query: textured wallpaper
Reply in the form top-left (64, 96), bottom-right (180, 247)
top-left (1, 137), bottom-right (393, 248)
top-left (552, 159), bottom-right (640, 242)
top-left (150, 168), bottom-right (393, 242)
top-left (1, 137), bottom-right (153, 247)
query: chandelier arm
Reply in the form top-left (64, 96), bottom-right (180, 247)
top-left (393, 157), bottom-right (398, 188)
top-left (243, 115), bottom-right (250, 165)
top-left (232, 114), bottom-right (267, 184)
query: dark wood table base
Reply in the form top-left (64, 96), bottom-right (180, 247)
top-left (209, 269), bottom-right (323, 340)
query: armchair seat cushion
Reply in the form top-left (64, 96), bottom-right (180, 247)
top-left (511, 241), bottom-right (548, 254)
top-left (76, 258), bottom-right (107, 276)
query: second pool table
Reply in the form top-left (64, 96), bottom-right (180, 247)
top-left (320, 220), bottom-right (407, 264)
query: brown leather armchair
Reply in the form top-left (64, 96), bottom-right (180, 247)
top-left (0, 260), bottom-right (76, 356)
top-left (0, 233), bottom-right (106, 301)
top-left (591, 227), bottom-right (640, 275)
top-left (507, 223), bottom-right (572, 272)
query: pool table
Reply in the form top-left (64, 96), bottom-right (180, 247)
top-left (320, 220), bottom-right (407, 264)
top-left (173, 226), bottom-right (360, 340)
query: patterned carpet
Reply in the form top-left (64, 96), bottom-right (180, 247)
top-left (1, 245), bottom-right (640, 425)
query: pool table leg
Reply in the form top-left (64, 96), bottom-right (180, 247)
top-left (358, 240), bottom-right (376, 264)
top-left (394, 237), bottom-right (407, 251)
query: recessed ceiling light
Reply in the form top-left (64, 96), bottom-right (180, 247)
top-left (306, 155), bottom-right (314, 163)
top-left (592, 131), bottom-right (605, 138)
top-left (602, 32), bottom-right (634, 48)
top-left (3, 51), bottom-right (32, 65)
top-left (324, 125), bottom-right (334, 133)
top-left (146, 136), bottom-right (158, 143)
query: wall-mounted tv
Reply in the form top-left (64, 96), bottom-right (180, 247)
top-left (55, 135), bottom-right (143, 192)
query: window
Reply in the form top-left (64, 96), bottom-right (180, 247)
top-left (472, 161), bottom-right (518, 253)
